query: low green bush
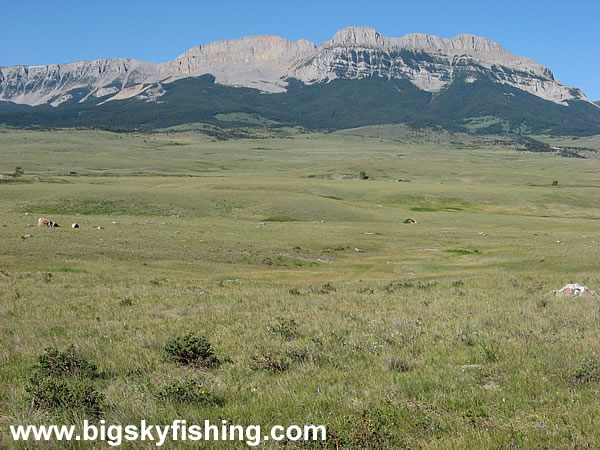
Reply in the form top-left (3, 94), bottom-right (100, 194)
top-left (35, 346), bottom-right (100, 379)
top-left (25, 346), bottom-right (104, 418)
top-left (267, 318), bottom-right (299, 341)
top-left (162, 333), bottom-right (219, 367)
top-left (570, 358), bottom-right (600, 384)
top-left (25, 376), bottom-right (104, 419)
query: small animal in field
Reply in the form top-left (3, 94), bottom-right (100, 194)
top-left (37, 218), bottom-right (59, 227)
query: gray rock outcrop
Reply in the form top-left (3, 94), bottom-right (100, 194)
top-left (0, 27), bottom-right (591, 107)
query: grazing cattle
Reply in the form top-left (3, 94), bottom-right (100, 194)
top-left (37, 218), bottom-right (59, 227)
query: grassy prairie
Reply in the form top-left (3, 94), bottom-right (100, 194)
top-left (1, 128), bottom-right (600, 448)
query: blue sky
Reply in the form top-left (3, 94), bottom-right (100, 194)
top-left (1, 0), bottom-right (598, 99)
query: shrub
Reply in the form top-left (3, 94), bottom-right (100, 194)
top-left (40, 272), bottom-right (53, 283)
top-left (285, 345), bottom-right (317, 364)
top-left (36, 346), bottom-right (100, 379)
top-left (25, 376), bottom-right (104, 419)
top-left (337, 408), bottom-right (406, 448)
top-left (119, 296), bottom-right (134, 306)
top-left (250, 350), bottom-right (289, 373)
top-left (25, 346), bottom-right (104, 418)
top-left (384, 281), bottom-right (414, 293)
top-left (310, 283), bottom-right (336, 294)
top-left (417, 281), bottom-right (438, 290)
top-left (267, 318), bottom-right (299, 341)
top-left (527, 282), bottom-right (544, 293)
top-left (155, 379), bottom-right (215, 404)
top-left (570, 358), bottom-right (600, 384)
top-left (537, 298), bottom-right (551, 308)
top-left (150, 278), bottom-right (164, 286)
top-left (457, 330), bottom-right (477, 347)
top-left (162, 333), bottom-right (219, 367)
top-left (13, 166), bottom-right (24, 178)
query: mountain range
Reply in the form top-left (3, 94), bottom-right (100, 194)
top-left (1, 27), bottom-right (599, 135)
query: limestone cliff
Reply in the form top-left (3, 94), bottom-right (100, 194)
top-left (0, 27), bottom-right (590, 107)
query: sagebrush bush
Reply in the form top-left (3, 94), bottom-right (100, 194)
top-left (358, 286), bottom-right (374, 295)
top-left (250, 350), bottom-right (289, 373)
top-left (285, 345), bottom-right (311, 364)
top-left (119, 296), bottom-right (134, 306)
top-left (25, 346), bottom-right (104, 418)
top-left (310, 283), bottom-right (336, 294)
top-left (457, 330), bottom-right (477, 347)
top-left (570, 358), bottom-right (600, 384)
top-left (35, 346), bottom-right (100, 379)
top-left (162, 333), bottom-right (219, 367)
top-left (384, 281), bottom-right (414, 293)
top-left (25, 376), bottom-right (104, 419)
top-left (267, 317), bottom-right (299, 341)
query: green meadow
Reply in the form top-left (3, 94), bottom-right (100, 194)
top-left (1, 127), bottom-right (600, 448)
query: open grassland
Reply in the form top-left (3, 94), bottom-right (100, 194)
top-left (1, 128), bottom-right (600, 448)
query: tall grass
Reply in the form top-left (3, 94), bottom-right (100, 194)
top-left (1, 129), bottom-right (599, 447)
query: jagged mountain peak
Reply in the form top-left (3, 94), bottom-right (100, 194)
top-left (325, 27), bottom-right (505, 53)
top-left (0, 26), bottom-right (591, 107)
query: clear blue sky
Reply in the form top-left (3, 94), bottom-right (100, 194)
top-left (1, 0), bottom-right (598, 100)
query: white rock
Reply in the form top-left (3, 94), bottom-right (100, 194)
top-left (554, 283), bottom-right (597, 299)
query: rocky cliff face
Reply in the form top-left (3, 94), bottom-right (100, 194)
top-left (0, 59), bottom-right (159, 106)
top-left (161, 35), bottom-right (317, 93)
top-left (289, 27), bottom-right (581, 105)
top-left (0, 27), bottom-right (591, 107)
